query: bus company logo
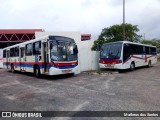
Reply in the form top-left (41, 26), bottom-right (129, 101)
top-left (2, 112), bottom-right (11, 117)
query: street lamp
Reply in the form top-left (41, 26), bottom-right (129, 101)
top-left (123, 0), bottom-right (125, 41)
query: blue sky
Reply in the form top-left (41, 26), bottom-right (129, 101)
top-left (1, 0), bottom-right (160, 40)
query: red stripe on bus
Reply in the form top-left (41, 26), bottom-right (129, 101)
top-left (4, 62), bottom-right (44, 65)
top-left (53, 61), bottom-right (78, 67)
top-left (4, 61), bottom-right (78, 67)
top-left (99, 59), bottom-right (119, 64)
top-left (123, 55), bottom-right (155, 64)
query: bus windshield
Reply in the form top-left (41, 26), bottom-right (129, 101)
top-left (100, 43), bottom-right (122, 59)
top-left (50, 40), bottom-right (78, 62)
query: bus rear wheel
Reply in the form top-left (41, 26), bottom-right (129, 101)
top-left (130, 62), bottom-right (135, 71)
top-left (35, 66), bottom-right (41, 78)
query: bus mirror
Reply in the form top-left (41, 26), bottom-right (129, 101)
top-left (96, 45), bottom-right (101, 51)
top-left (73, 45), bottom-right (78, 55)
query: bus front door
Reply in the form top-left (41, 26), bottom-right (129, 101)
top-left (43, 42), bottom-right (49, 73)
top-left (20, 47), bottom-right (25, 71)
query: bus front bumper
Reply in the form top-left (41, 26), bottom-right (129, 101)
top-left (99, 63), bottom-right (123, 69)
top-left (48, 66), bottom-right (79, 75)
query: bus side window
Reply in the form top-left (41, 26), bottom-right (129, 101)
top-left (123, 44), bottom-right (131, 62)
top-left (10, 48), bottom-right (14, 57)
top-left (21, 48), bottom-right (24, 57)
top-left (25, 43), bottom-right (33, 56)
top-left (3, 50), bottom-right (6, 58)
top-left (15, 47), bottom-right (19, 57)
top-left (145, 46), bottom-right (149, 54)
top-left (131, 44), bottom-right (138, 55)
top-left (150, 47), bottom-right (156, 55)
top-left (33, 41), bottom-right (41, 55)
top-left (137, 45), bottom-right (143, 55)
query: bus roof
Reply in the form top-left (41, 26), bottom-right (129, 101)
top-left (102, 41), bottom-right (157, 48)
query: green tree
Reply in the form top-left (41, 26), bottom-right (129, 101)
top-left (92, 23), bottom-right (142, 50)
top-left (140, 39), bottom-right (160, 47)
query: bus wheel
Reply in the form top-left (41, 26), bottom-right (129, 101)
top-left (11, 64), bottom-right (15, 73)
top-left (35, 66), bottom-right (41, 78)
top-left (130, 62), bottom-right (135, 71)
top-left (147, 61), bottom-right (151, 68)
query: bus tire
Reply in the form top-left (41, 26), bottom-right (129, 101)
top-left (130, 62), bottom-right (135, 71)
top-left (11, 64), bottom-right (15, 73)
top-left (35, 65), bottom-right (41, 78)
top-left (147, 61), bottom-right (151, 68)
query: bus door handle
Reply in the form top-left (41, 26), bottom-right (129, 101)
top-left (24, 57), bottom-right (26, 61)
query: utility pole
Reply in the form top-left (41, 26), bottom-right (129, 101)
top-left (123, 0), bottom-right (125, 41)
top-left (143, 33), bottom-right (145, 40)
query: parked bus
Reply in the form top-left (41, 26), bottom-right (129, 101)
top-left (99, 41), bottom-right (157, 71)
top-left (3, 35), bottom-right (79, 77)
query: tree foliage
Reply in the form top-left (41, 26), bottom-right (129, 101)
top-left (140, 39), bottom-right (160, 47)
top-left (92, 23), bottom-right (142, 50)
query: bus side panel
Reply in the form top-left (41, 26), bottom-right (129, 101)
top-left (24, 56), bottom-right (35, 73)
top-left (123, 60), bottom-right (131, 69)
top-left (133, 55), bottom-right (144, 67)
top-left (12, 57), bottom-right (21, 71)
top-left (3, 50), bottom-right (9, 69)
top-left (3, 58), bottom-right (7, 69)
top-left (149, 55), bottom-right (157, 65)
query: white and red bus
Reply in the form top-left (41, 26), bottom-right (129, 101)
top-left (99, 41), bottom-right (157, 71)
top-left (3, 35), bottom-right (79, 77)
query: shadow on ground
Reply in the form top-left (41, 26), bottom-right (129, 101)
top-left (7, 70), bottom-right (76, 81)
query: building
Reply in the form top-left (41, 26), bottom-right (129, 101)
top-left (0, 29), bottom-right (91, 49)
top-left (0, 29), bottom-right (99, 71)
top-left (0, 29), bottom-right (44, 48)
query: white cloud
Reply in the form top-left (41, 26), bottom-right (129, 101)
top-left (0, 0), bottom-right (160, 40)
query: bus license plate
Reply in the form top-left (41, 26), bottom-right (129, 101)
top-left (62, 69), bottom-right (72, 73)
top-left (105, 64), bottom-right (114, 68)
